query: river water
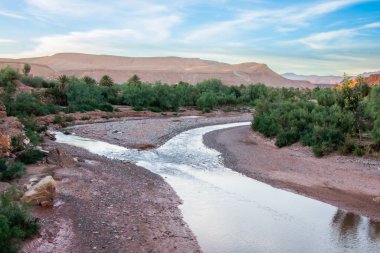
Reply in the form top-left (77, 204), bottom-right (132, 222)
top-left (55, 122), bottom-right (380, 253)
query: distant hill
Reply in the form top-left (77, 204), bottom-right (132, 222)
top-left (0, 53), bottom-right (312, 88)
top-left (282, 73), bottom-right (343, 86)
top-left (282, 70), bottom-right (380, 86)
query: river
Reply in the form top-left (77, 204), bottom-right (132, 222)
top-left (55, 122), bottom-right (380, 253)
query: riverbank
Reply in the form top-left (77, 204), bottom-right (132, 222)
top-left (23, 141), bottom-right (201, 253)
top-left (23, 112), bottom-right (251, 252)
top-left (204, 126), bottom-right (380, 221)
top-left (66, 112), bottom-right (252, 148)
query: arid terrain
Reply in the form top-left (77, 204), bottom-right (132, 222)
top-left (0, 53), bottom-right (312, 87)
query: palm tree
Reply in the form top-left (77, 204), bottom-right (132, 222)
top-left (99, 75), bottom-right (114, 87)
top-left (128, 74), bottom-right (141, 85)
top-left (57, 75), bottom-right (69, 92)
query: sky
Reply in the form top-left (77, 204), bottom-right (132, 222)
top-left (0, 0), bottom-right (379, 75)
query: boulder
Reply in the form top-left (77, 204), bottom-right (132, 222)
top-left (21, 176), bottom-right (57, 207)
top-left (46, 148), bottom-right (75, 167)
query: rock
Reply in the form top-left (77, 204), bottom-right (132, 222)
top-left (373, 197), bottom-right (380, 203)
top-left (21, 176), bottom-right (57, 207)
top-left (46, 148), bottom-right (75, 167)
top-left (45, 131), bottom-right (56, 141)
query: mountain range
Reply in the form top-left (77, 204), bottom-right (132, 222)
top-left (0, 53), bottom-right (312, 88)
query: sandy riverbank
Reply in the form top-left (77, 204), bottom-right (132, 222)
top-left (204, 125), bottom-right (380, 221)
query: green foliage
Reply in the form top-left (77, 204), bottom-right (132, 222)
top-left (6, 93), bottom-right (56, 117)
top-left (0, 159), bottom-right (26, 181)
top-left (16, 148), bottom-right (44, 165)
top-left (0, 190), bottom-right (39, 252)
top-left (196, 92), bottom-right (217, 112)
top-left (22, 64), bottom-right (31, 76)
top-left (0, 66), bottom-right (20, 87)
top-left (82, 76), bottom-right (97, 85)
top-left (99, 75), bottom-right (114, 87)
top-left (132, 105), bottom-right (144, 111)
top-left (252, 82), bottom-right (377, 157)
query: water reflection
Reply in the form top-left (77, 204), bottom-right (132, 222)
top-left (55, 123), bottom-right (380, 253)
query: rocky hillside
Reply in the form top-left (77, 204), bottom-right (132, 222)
top-left (0, 53), bottom-right (312, 88)
top-left (365, 74), bottom-right (380, 86)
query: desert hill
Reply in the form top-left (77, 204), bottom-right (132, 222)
top-left (282, 73), bottom-right (343, 86)
top-left (0, 53), bottom-right (312, 88)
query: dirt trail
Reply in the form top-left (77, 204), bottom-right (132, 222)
top-left (204, 126), bottom-right (380, 221)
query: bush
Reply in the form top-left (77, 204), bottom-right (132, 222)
top-left (196, 92), bottom-right (217, 111)
top-left (149, 106), bottom-right (162, 113)
top-left (16, 148), bottom-right (44, 165)
top-left (0, 190), bottom-right (39, 253)
top-left (0, 159), bottom-right (26, 181)
top-left (275, 130), bottom-right (299, 147)
top-left (132, 106), bottom-right (144, 111)
top-left (80, 116), bottom-right (91, 120)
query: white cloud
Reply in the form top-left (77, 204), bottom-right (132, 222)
top-left (183, 0), bottom-right (369, 42)
top-left (363, 22), bottom-right (380, 28)
top-left (293, 20), bottom-right (380, 50)
top-left (296, 29), bottom-right (356, 49)
top-left (0, 39), bottom-right (17, 44)
top-left (6, 13), bottom-right (180, 58)
top-left (0, 10), bottom-right (26, 19)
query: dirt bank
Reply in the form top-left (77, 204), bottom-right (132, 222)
top-left (204, 126), bottom-right (380, 221)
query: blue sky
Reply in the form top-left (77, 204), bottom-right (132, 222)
top-left (0, 0), bottom-right (379, 75)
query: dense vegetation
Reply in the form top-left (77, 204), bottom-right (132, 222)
top-left (252, 77), bottom-right (379, 157)
top-left (0, 189), bottom-right (39, 253)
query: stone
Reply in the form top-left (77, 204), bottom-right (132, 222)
top-left (46, 148), bottom-right (75, 167)
top-left (21, 176), bottom-right (57, 207)
top-left (373, 197), bottom-right (380, 203)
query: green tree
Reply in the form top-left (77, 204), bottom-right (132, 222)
top-left (128, 74), bottom-right (142, 85)
top-left (22, 64), bottom-right (31, 76)
top-left (99, 75), bottom-right (114, 87)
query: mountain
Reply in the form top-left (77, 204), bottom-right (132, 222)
top-left (282, 73), bottom-right (343, 86)
top-left (359, 71), bottom-right (380, 77)
top-left (364, 74), bottom-right (380, 86)
top-left (0, 53), bottom-right (312, 88)
top-left (282, 70), bottom-right (380, 86)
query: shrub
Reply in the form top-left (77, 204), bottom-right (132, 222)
top-left (354, 146), bottom-right (364, 157)
top-left (16, 148), bottom-right (44, 165)
top-left (0, 159), bottom-right (26, 181)
top-left (0, 190), bottom-right (39, 253)
top-left (53, 115), bottom-right (63, 124)
top-left (149, 106), bottom-right (162, 113)
top-left (80, 116), bottom-right (91, 120)
top-left (132, 106), bottom-right (144, 111)
top-left (196, 92), bottom-right (217, 111)
top-left (275, 130), bottom-right (299, 147)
